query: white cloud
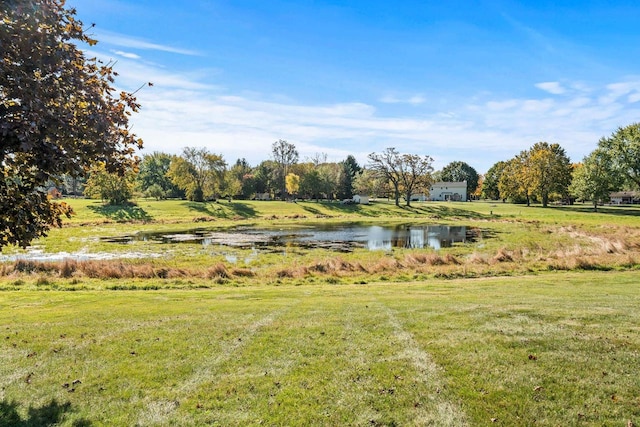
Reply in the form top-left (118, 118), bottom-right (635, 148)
top-left (129, 80), bottom-right (640, 173)
top-left (85, 49), bottom-right (217, 91)
top-left (380, 94), bottom-right (426, 105)
top-left (94, 30), bottom-right (200, 56)
top-left (535, 81), bottom-right (566, 95)
top-left (111, 50), bottom-right (141, 59)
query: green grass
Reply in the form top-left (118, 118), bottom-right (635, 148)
top-left (2, 199), bottom-right (640, 425)
top-left (1, 272), bottom-right (640, 425)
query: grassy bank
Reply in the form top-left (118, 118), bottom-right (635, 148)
top-left (1, 272), bottom-right (639, 425)
top-left (1, 199), bottom-right (638, 287)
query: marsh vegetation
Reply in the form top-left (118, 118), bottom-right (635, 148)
top-left (1, 198), bottom-right (638, 288)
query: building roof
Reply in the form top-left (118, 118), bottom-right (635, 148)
top-left (610, 191), bottom-right (640, 198)
top-left (431, 181), bottom-right (466, 187)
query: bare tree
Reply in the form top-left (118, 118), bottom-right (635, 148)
top-left (272, 139), bottom-right (299, 199)
top-left (400, 153), bottom-right (434, 205)
top-left (368, 148), bottom-right (434, 206)
top-left (307, 152), bottom-right (328, 167)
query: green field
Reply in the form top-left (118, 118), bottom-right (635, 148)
top-left (1, 199), bottom-right (640, 425)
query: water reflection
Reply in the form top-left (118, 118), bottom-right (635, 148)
top-left (362, 225), bottom-right (467, 250)
top-left (103, 224), bottom-right (474, 252)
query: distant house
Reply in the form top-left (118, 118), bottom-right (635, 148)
top-left (429, 181), bottom-right (467, 202)
top-left (610, 191), bottom-right (640, 205)
top-left (353, 194), bottom-right (369, 204)
top-left (254, 192), bottom-right (271, 201)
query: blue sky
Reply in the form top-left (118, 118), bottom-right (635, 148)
top-left (67, 0), bottom-right (640, 172)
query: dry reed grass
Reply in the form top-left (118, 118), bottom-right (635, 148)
top-left (5, 259), bottom-right (190, 280)
top-left (230, 268), bottom-right (256, 277)
top-left (205, 263), bottom-right (230, 279)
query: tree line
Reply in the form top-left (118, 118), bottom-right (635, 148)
top-left (58, 142), bottom-right (483, 208)
top-left (54, 122), bottom-right (640, 214)
top-left (481, 123), bottom-right (640, 211)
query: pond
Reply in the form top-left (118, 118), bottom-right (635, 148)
top-left (102, 224), bottom-right (478, 252)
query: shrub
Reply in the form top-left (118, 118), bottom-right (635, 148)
top-left (205, 263), bottom-right (230, 279)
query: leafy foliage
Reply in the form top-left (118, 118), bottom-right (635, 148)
top-left (353, 168), bottom-right (389, 198)
top-left (440, 161), bottom-right (479, 200)
top-left (482, 161), bottom-right (507, 200)
top-left (570, 149), bottom-right (620, 211)
top-left (597, 123), bottom-right (640, 190)
top-left (83, 163), bottom-right (136, 205)
top-left (228, 158), bottom-right (255, 199)
top-left (137, 152), bottom-right (182, 199)
top-left (167, 147), bottom-right (226, 202)
top-left (527, 142), bottom-right (572, 207)
top-left (337, 155), bottom-right (362, 199)
top-left (499, 154), bottom-right (532, 204)
top-left (0, 0), bottom-right (143, 247)
top-left (285, 173), bottom-right (300, 197)
top-left (499, 143), bottom-right (572, 207)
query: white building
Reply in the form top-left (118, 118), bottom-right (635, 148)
top-left (429, 181), bottom-right (467, 202)
top-left (610, 191), bottom-right (640, 205)
top-left (353, 194), bottom-right (369, 204)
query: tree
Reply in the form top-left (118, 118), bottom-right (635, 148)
top-left (145, 184), bottom-right (165, 201)
top-left (167, 147), bottom-right (226, 202)
top-left (570, 149), bottom-right (620, 211)
top-left (337, 155), bottom-right (362, 200)
top-left (137, 152), bottom-right (182, 199)
top-left (1, 0), bottom-right (144, 248)
top-left (271, 139), bottom-right (299, 199)
top-left (498, 154), bottom-right (532, 204)
top-left (83, 163), bottom-right (136, 205)
top-left (482, 161), bottom-right (507, 200)
top-left (399, 154), bottom-right (434, 205)
top-left (254, 160), bottom-right (278, 197)
top-left (472, 175), bottom-right (484, 200)
top-left (300, 169), bottom-right (323, 201)
top-left (440, 161), bottom-right (479, 201)
top-left (527, 142), bottom-right (572, 207)
top-left (221, 170), bottom-right (242, 201)
top-left (285, 173), bottom-right (300, 198)
top-left (368, 148), bottom-right (403, 206)
top-left (353, 168), bottom-right (388, 198)
top-left (229, 158), bottom-right (255, 199)
top-left (368, 148), bottom-right (433, 206)
top-left (498, 143), bottom-right (572, 207)
top-left (597, 123), bottom-right (640, 190)
top-left (318, 162), bottom-right (341, 200)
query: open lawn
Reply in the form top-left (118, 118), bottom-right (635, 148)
top-left (1, 273), bottom-right (640, 426)
top-left (1, 199), bottom-right (640, 425)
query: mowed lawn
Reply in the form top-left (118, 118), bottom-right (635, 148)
top-left (2, 271), bottom-right (640, 426)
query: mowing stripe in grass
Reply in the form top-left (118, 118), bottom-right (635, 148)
top-left (136, 302), bottom-right (297, 426)
top-left (377, 301), bottom-right (470, 426)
